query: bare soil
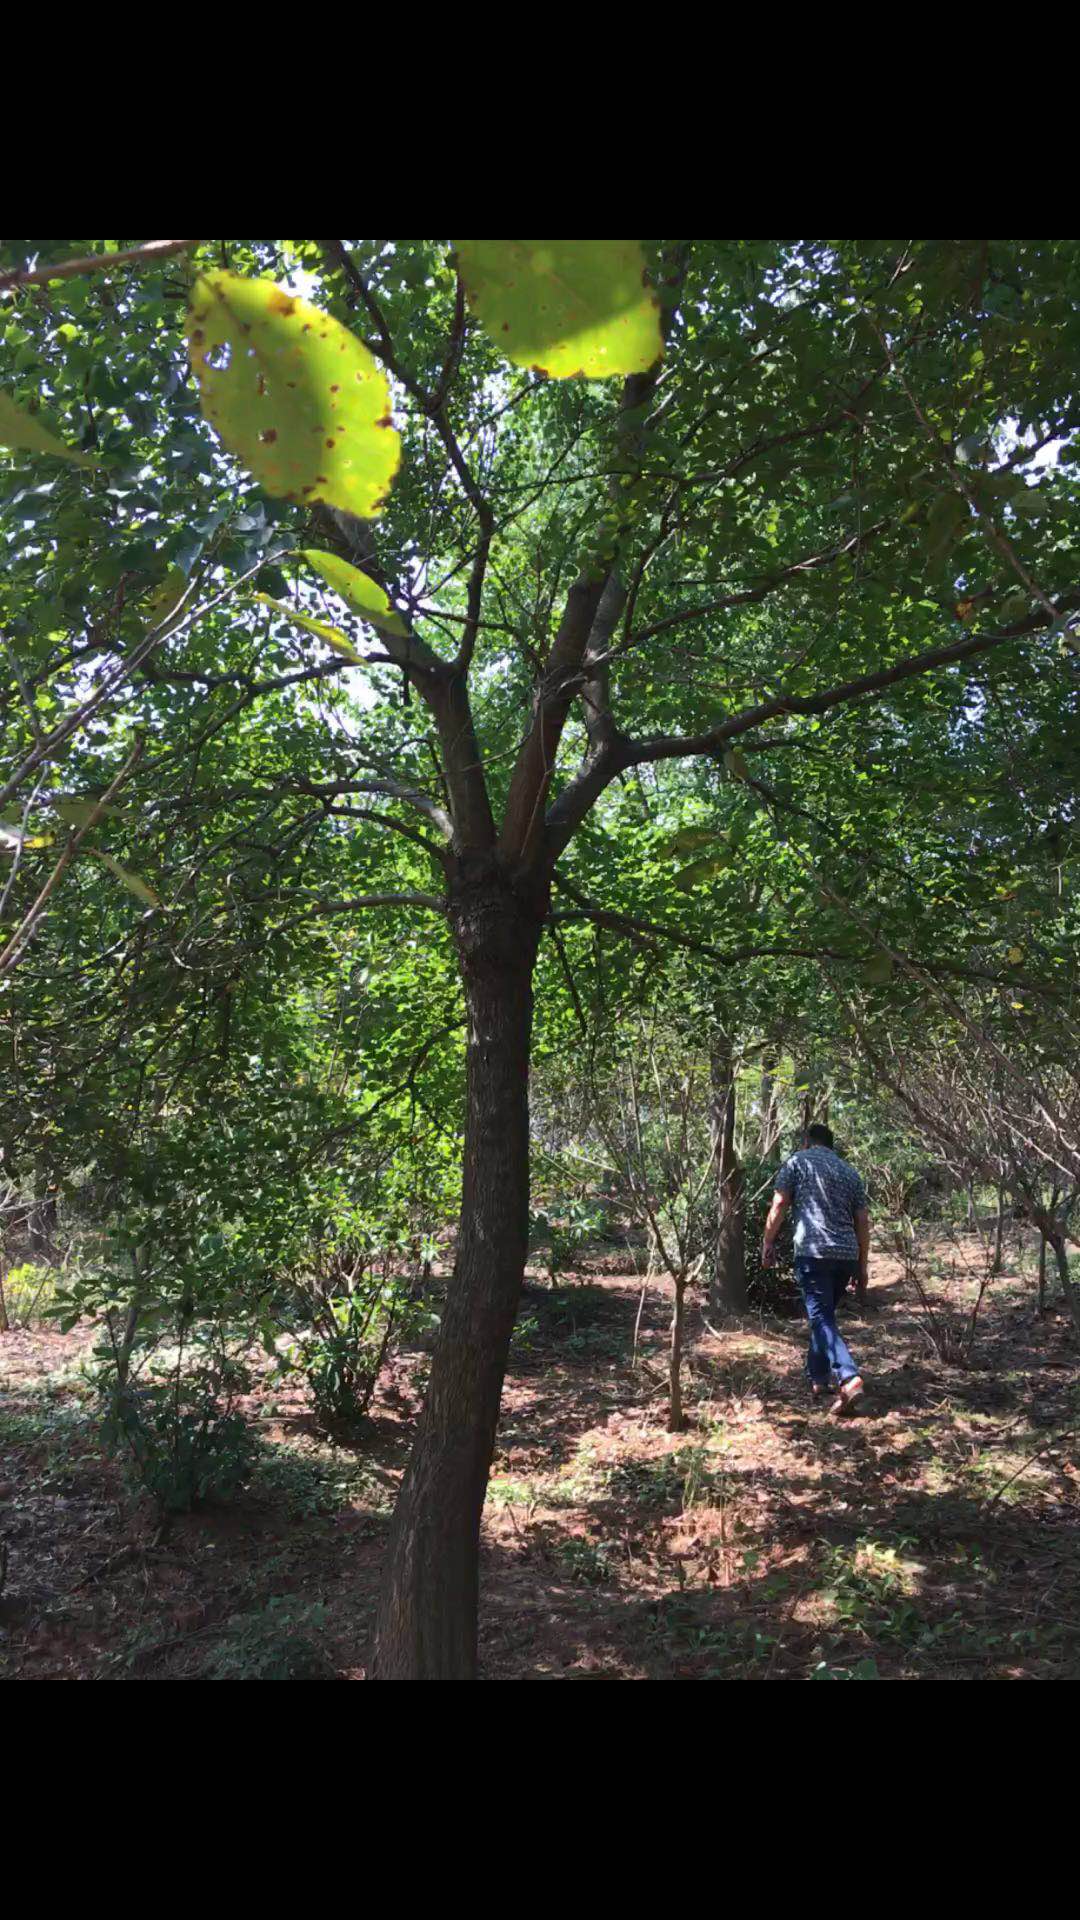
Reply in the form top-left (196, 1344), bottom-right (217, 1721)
top-left (2, 1232), bottom-right (1077, 1680)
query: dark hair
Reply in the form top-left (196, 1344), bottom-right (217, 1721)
top-left (807, 1122), bottom-right (834, 1149)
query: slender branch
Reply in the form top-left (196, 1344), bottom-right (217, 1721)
top-left (277, 891), bottom-right (446, 917)
top-left (500, 246), bottom-right (689, 869)
top-left (0, 556), bottom-right (282, 816)
top-left (610, 520), bottom-right (890, 658)
top-left (324, 805), bottom-right (447, 862)
top-left (627, 595), bottom-right (1080, 769)
top-left (292, 777), bottom-right (453, 840)
top-left (0, 240), bottom-right (200, 294)
top-left (0, 740), bottom-right (145, 979)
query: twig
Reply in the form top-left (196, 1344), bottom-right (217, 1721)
top-left (0, 738), bottom-right (145, 978)
top-left (0, 241), bottom-right (200, 294)
top-left (984, 1429), bottom-right (1077, 1509)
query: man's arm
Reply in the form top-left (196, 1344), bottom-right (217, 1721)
top-left (762, 1188), bottom-right (791, 1266)
top-left (855, 1206), bottom-right (871, 1297)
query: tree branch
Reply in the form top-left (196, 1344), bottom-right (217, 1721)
top-left (0, 240), bottom-right (200, 294)
top-left (628, 594), bottom-right (1080, 768)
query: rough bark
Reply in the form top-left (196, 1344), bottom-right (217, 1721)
top-left (371, 875), bottom-right (544, 1679)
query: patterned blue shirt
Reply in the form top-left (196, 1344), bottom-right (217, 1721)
top-left (775, 1146), bottom-right (867, 1260)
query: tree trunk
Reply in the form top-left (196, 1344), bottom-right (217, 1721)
top-left (669, 1272), bottom-right (686, 1433)
top-left (1038, 1230), bottom-right (1048, 1313)
top-left (710, 1033), bottom-right (746, 1314)
top-left (111, 1301), bottom-right (140, 1387)
top-left (1048, 1233), bottom-right (1080, 1344)
top-left (371, 879), bottom-right (542, 1680)
top-left (28, 1174), bottom-right (57, 1264)
top-left (757, 1051), bottom-right (780, 1163)
top-left (992, 1184), bottom-right (1005, 1273)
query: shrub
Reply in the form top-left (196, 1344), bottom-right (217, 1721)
top-left (273, 1231), bottom-right (437, 1437)
top-left (741, 1159), bottom-right (798, 1316)
top-left (203, 1597), bottom-right (333, 1680)
top-left (0, 1260), bottom-right (59, 1329)
top-left (528, 1200), bottom-right (608, 1286)
top-left (99, 1340), bottom-right (256, 1512)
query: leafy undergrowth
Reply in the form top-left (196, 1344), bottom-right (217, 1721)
top-left (2, 1236), bottom-right (1078, 1680)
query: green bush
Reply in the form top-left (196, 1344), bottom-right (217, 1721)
top-left (0, 1260), bottom-right (58, 1329)
top-left (742, 1159), bottom-right (798, 1316)
top-left (100, 1344), bottom-right (256, 1512)
top-left (273, 1231), bottom-right (438, 1437)
top-left (204, 1597), bottom-right (333, 1680)
top-left (528, 1200), bottom-right (608, 1286)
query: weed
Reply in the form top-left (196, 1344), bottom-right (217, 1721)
top-left (554, 1535), bottom-right (616, 1586)
top-left (203, 1596), bottom-right (334, 1680)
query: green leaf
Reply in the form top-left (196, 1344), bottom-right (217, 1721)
top-left (248, 592), bottom-right (362, 663)
top-left (862, 953), bottom-right (894, 986)
top-left (925, 491), bottom-right (967, 565)
top-left (455, 240), bottom-right (663, 380)
top-left (675, 852), bottom-right (736, 890)
top-left (89, 851), bottom-right (161, 908)
top-left (185, 274), bottom-right (400, 518)
top-left (51, 798), bottom-right (123, 828)
top-left (0, 391), bottom-right (97, 467)
top-left (955, 434), bottom-right (987, 464)
top-left (144, 566), bottom-right (188, 625)
top-left (662, 826), bottom-right (727, 856)
top-left (1010, 486), bottom-right (1047, 521)
top-left (298, 549), bottom-right (408, 637)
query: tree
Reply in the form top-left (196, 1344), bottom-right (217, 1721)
top-left (3, 238), bottom-right (1079, 1676)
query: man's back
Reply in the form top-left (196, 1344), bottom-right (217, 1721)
top-left (775, 1145), bottom-right (867, 1260)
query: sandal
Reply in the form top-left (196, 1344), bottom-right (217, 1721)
top-left (830, 1375), bottom-right (865, 1416)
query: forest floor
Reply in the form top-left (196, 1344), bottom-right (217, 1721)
top-left (2, 1230), bottom-right (1079, 1680)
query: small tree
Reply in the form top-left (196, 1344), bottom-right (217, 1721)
top-left (594, 1015), bottom-right (716, 1430)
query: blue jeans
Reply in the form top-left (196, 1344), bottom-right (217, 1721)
top-left (795, 1257), bottom-right (860, 1388)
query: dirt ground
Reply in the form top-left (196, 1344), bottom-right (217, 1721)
top-left (2, 1231), bottom-right (1078, 1680)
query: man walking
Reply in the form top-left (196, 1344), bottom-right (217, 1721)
top-left (762, 1122), bottom-right (870, 1414)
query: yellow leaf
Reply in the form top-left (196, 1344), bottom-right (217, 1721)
top-left (90, 852), bottom-right (161, 907)
top-left (0, 391), bottom-right (98, 467)
top-left (185, 274), bottom-right (400, 518)
top-left (298, 550), bottom-right (408, 637)
top-left (248, 593), bottom-right (361, 663)
top-left (456, 240), bottom-right (663, 381)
